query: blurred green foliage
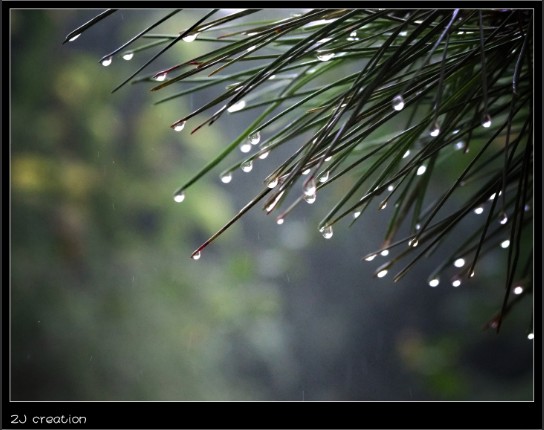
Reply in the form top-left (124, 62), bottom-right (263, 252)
top-left (11, 9), bottom-right (285, 401)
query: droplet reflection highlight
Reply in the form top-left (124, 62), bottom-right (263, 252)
top-left (316, 51), bottom-right (335, 61)
top-left (227, 100), bottom-right (246, 113)
top-left (220, 172), bottom-right (232, 184)
top-left (239, 142), bottom-right (252, 153)
top-left (429, 278), bottom-right (440, 287)
top-left (429, 125), bottom-right (440, 137)
top-left (392, 95), bottom-right (405, 111)
top-left (241, 160), bottom-right (253, 173)
top-left (174, 191), bottom-right (185, 203)
top-left (249, 131), bottom-right (261, 145)
top-left (173, 121), bottom-right (186, 132)
top-left (454, 258), bottom-right (465, 268)
top-left (182, 33), bottom-right (199, 43)
top-left (321, 225), bottom-right (333, 239)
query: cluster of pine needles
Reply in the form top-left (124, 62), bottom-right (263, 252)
top-left (66, 8), bottom-right (534, 333)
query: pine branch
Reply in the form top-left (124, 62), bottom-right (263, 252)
top-left (67, 8), bottom-right (534, 332)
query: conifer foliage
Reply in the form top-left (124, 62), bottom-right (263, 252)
top-left (66, 8), bottom-right (534, 332)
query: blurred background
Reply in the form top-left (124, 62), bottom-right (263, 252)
top-left (10, 9), bottom-right (533, 401)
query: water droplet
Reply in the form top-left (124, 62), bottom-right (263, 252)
top-left (269, 74), bottom-right (276, 80)
top-left (122, 52), bottom-right (134, 61)
top-left (227, 100), bottom-right (246, 113)
top-left (377, 269), bottom-right (388, 278)
top-left (402, 150), bottom-right (411, 159)
top-left (246, 45), bottom-right (257, 52)
top-left (349, 30), bottom-right (358, 39)
top-left (220, 172), bottom-right (232, 184)
top-left (316, 51), bottom-right (335, 61)
top-left (429, 278), bottom-right (440, 287)
top-left (408, 238), bottom-right (418, 247)
top-left (101, 57), bottom-right (113, 67)
top-left (452, 279), bottom-right (461, 287)
top-left (183, 33), bottom-right (199, 43)
top-left (325, 156), bottom-right (332, 162)
top-left (429, 125), bottom-right (440, 137)
top-left (303, 178), bottom-right (317, 197)
top-left (266, 178), bottom-right (278, 189)
top-left (240, 142), bottom-right (252, 153)
top-left (276, 217), bottom-right (284, 225)
top-left (387, 185), bottom-right (394, 192)
top-left (69, 33), bottom-right (81, 42)
top-left (249, 131), bottom-right (261, 145)
top-left (392, 95), bottom-right (405, 111)
top-left (379, 201), bottom-right (387, 210)
top-left (416, 165), bottom-right (427, 176)
top-left (527, 333), bottom-right (534, 340)
top-left (399, 31), bottom-right (408, 37)
top-left (258, 150), bottom-right (270, 160)
top-left (513, 286), bottom-right (523, 295)
top-left (364, 254), bottom-right (376, 261)
top-left (415, 223), bottom-right (421, 230)
top-left (321, 225), bottom-right (333, 239)
top-left (454, 141), bottom-right (466, 151)
top-left (474, 206), bottom-right (484, 215)
top-left (470, 271), bottom-right (475, 278)
top-left (481, 114), bottom-right (492, 128)
top-left (173, 191), bottom-right (185, 203)
top-left (304, 193), bottom-right (316, 204)
top-left (155, 73), bottom-right (167, 82)
top-left (500, 239), bottom-right (510, 249)
top-left (173, 121), bottom-right (186, 132)
top-left (319, 171), bottom-right (329, 183)
top-left (266, 191), bottom-right (284, 212)
top-left (524, 204), bottom-right (531, 212)
top-left (380, 250), bottom-right (389, 257)
top-left (453, 258), bottom-right (465, 268)
top-left (302, 168), bottom-right (311, 175)
top-left (452, 129), bottom-right (460, 135)
top-left (499, 212), bottom-right (508, 225)
top-left (241, 160), bottom-right (253, 172)
top-left (191, 251), bottom-right (201, 260)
